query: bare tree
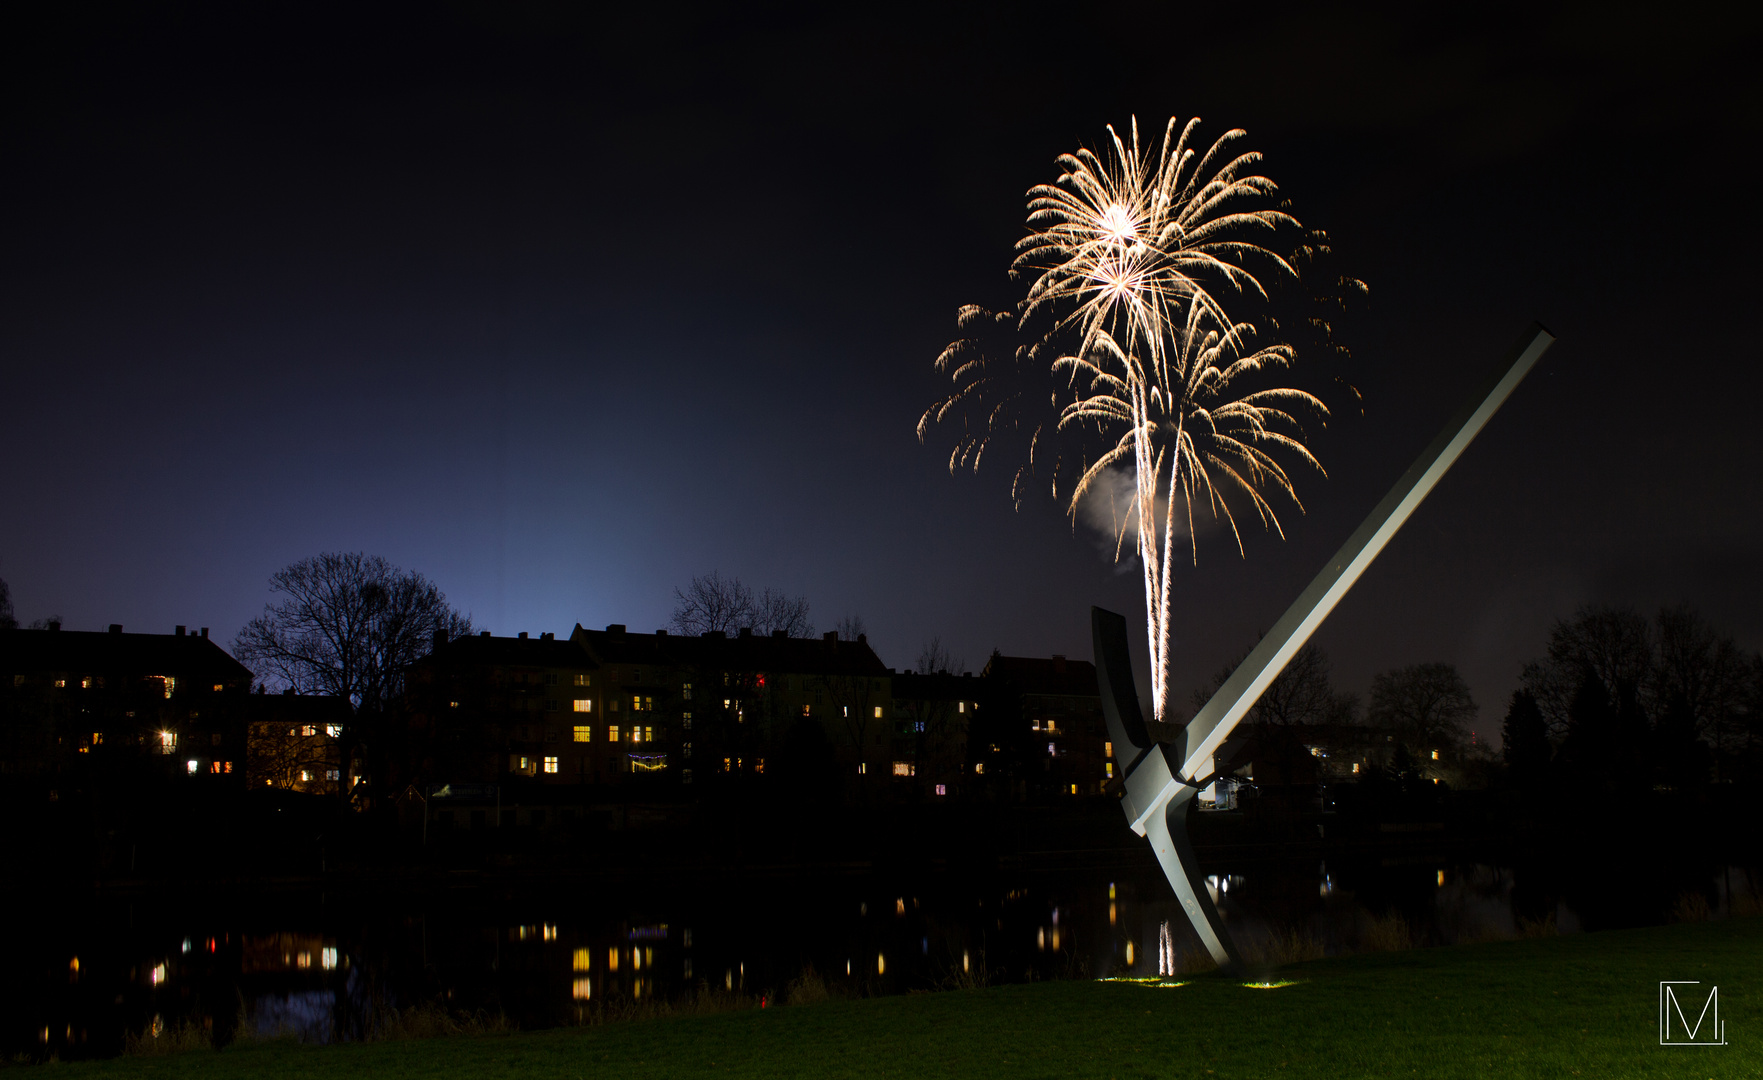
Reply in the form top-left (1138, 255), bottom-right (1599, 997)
top-left (233, 552), bottom-right (471, 806)
top-left (917, 636), bottom-right (961, 675)
top-left (1193, 642), bottom-right (1339, 727)
top-left (0, 575), bottom-right (15, 630)
top-left (834, 613), bottom-right (868, 642)
top-left (1521, 605), bottom-right (1653, 737)
top-left (754, 587), bottom-right (814, 637)
top-left (671, 572), bottom-right (814, 638)
top-left (1369, 663), bottom-right (1477, 756)
top-left (670, 571), bottom-right (754, 636)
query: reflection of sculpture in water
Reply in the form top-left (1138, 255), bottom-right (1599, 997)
top-left (1098, 325), bottom-right (1554, 972)
top-left (1157, 921), bottom-right (1175, 977)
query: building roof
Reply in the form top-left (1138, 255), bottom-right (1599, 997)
top-left (891, 670), bottom-right (980, 701)
top-left (424, 631), bottom-right (597, 670)
top-left (570, 624), bottom-right (890, 679)
top-left (0, 627), bottom-right (252, 683)
top-left (981, 654), bottom-right (1099, 697)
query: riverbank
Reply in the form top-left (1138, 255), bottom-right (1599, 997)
top-left (42, 914), bottom-right (1761, 1078)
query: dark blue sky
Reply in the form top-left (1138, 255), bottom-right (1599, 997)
top-left (3, 2), bottom-right (1759, 730)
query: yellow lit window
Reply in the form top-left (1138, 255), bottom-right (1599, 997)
top-left (892, 762), bottom-right (912, 777)
top-left (573, 725), bottom-right (591, 743)
top-left (81, 677), bottom-right (92, 689)
top-left (325, 724), bottom-right (342, 738)
top-left (543, 756), bottom-right (559, 774)
top-left (91, 732), bottom-right (103, 746)
top-left (873, 705), bottom-right (882, 719)
top-left (300, 724), bottom-right (317, 737)
top-left (1352, 762), bottom-right (1360, 773)
top-left (574, 673), bottom-right (591, 687)
top-left (1070, 784), bottom-right (1078, 794)
top-left (1431, 749), bottom-right (1440, 760)
top-left (573, 698), bottom-right (593, 712)
top-left (608, 725), bottom-right (620, 742)
top-left (608, 948), bottom-right (619, 972)
top-left (958, 701), bottom-right (965, 713)
top-left (633, 696), bottom-right (654, 712)
top-left (1105, 762), bottom-right (1113, 778)
top-left (754, 758), bottom-right (764, 775)
top-left (682, 682), bottom-right (692, 700)
top-left (1105, 741), bottom-right (1113, 758)
top-left (857, 762), bottom-right (867, 775)
top-left (572, 978), bottom-right (591, 1001)
top-left (54, 679), bottom-right (66, 689)
top-left (212, 683), bottom-right (223, 692)
top-left (573, 948), bottom-right (591, 972)
top-left (974, 762), bottom-right (984, 775)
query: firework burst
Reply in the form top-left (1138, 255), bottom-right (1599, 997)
top-left (923, 116), bottom-right (1353, 724)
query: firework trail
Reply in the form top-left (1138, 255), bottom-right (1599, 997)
top-left (923, 117), bottom-right (1354, 724)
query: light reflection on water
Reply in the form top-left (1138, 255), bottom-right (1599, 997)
top-left (10, 855), bottom-right (1754, 1060)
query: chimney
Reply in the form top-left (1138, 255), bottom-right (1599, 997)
top-left (856, 633), bottom-right (867, 645)
top-left (48, 619), bottom-right (61, 632)
top-left (823, 631), bottom-right (838, 644)
top-left (771, 629), bottom-right (786, 639)
top-left (606, 624), bottom-right (626, 640)
top-left (200, 627), bottom-right (208, 639)
top-left (739, 627), bottom-right (752, 639)
top-left (175, 625), bottom-right (186, 637)
top-left (518, 632), bottom-right (528, 639)
top-left (480, 630), bottom-right (491, 638)
top-left (109, 624), bottom-right (122, 635)
top-left (656, 629), bottom-right (668, 637)
top-left (541, 632), bottom-right (554, 640)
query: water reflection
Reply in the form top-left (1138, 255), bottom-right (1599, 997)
top-left (9, 854), bottom-right (1757, 1060)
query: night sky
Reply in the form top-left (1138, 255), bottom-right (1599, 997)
top-left (4, 3), bottom-right (1760, 733)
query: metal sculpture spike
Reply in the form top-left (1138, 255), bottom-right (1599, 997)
top-left (1097, 322), bottom-right (1556, 971)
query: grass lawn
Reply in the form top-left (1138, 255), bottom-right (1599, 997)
top-left (49, 918), bottom-right (1761, 1079)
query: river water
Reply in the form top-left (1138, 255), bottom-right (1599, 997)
top-left (9, 849), bottom-right (1753, 1060)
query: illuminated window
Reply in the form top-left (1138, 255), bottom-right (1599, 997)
top-left (892, 762), bottom-right (913, 777)
top-left (873, 705), bottom-right (883, 719)
top-left (224, 761), bottom-right (233, 773)
top-left (450, 701), bottom-right (460, 708)
top-left (573, 978), bottom-right (591, 1001)
top-left (1352, 762), bottom-right (1360, 774)
top-left (159, 731), bottom-right (177, 753)
top-left (300, 724), bottom-right (317, 737)
top-left (1105, 762), bottom-right (1114, 778)
top-left (543, 756), bottom-right (559, 774)
top-left (608, 948), bottom-right (619, 972)
top-left (91, 732), bottom-right (103, 746)
top-left (935, 784), bottom-right (947, 796)
top-left (857, 762), bottom-right (867, 775)
top-left (723, 756), bottom-right (732, 771)
top-left (325, 769), bottom-right (339, 780)
top-left (1048, 742), bottom-right (1056, 755)
top-left (573, 725), bottom-right (591, 743)
top-left (1070, 784), bottom-right (1078, 795)
top-left (681, 712), bottom-right (692, 730)
top-left (958, 701), bottom-right (966, 713)
top-left (210, 762), bottom-right (222, 774)
top-left (81, 677), bottom-right (92, 689)
top-left (573, 699), bottom-right (593, 713)
top-left (54, 679), bottom-right (66, 689)
top-left (682, 683), bottom-right (692, 700)
top-left (212, 683), bottom-right (223, 692)
top-left (643, 726), bottom-right (653, 742)
top-left (187, 759), bottom-right (200, 774)
top-left (1105, 741), bottom-right (1113, 758)
top-left (974, 762), bottom-right (984, 775)
top-left (609, 725), bottom-right (620, 742)
top-left (161, 676), bottom-right (177, 699)
top-left (1431, 749), bottom-right (1440, 761)
top-left (633, 696), bottom-right (654, 712)
top-left (574, 673), bottom-right (591, 687)
top-left (299, 769), bottom-right (311, 782)
top-left (682, 742), bottom-right (692, 758)
top-left (754, 758), bottom-right (764, 775)
top-left (573, 948), bottom-right (591, 972)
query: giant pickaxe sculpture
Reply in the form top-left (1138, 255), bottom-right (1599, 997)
top-left (1095, 323), bottom-right (1556, 971)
